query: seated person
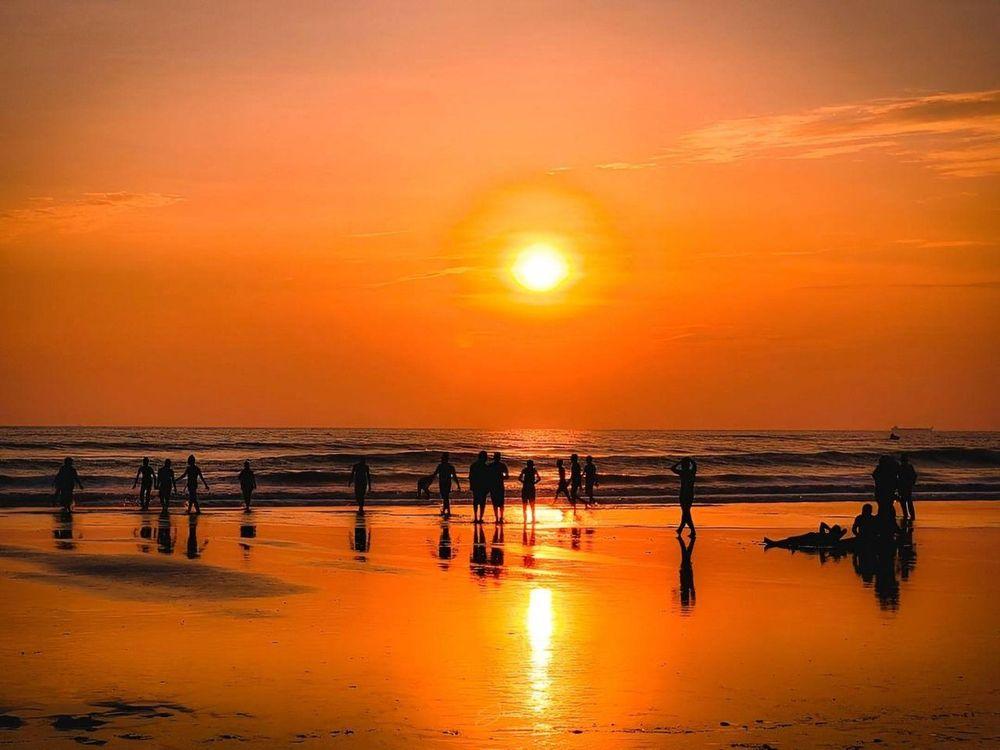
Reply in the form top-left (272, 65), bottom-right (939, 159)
top-left (852, 503), bottom-right (878, 541)
top-left (765, 521), bottom-right (847, 549)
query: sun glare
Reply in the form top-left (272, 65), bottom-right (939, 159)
top-left (512, 243), bottom-right (570, 292)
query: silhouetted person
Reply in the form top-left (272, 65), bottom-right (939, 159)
top-left (852, 503), bottom-right (878, 543)
top-left (178, 454), bottom-right (209, 514)
top-left (348, 457), bottom-right (372, 513)
top-left (489, 452), bottom-right (509, 524)
top-left (53, 457), bottom-right (83, 513)
top-left (872, 455), bottom-right (899, 532)
top-left (519, 460), bottom-right (541, 522)
top-left (765, 522), bottom-right (846, 549)
top-left (677, 535), bottom-right (696, 611)
top-left (583, 455), bottom-right (598, 507)
top-left (133, 457), bottom-right (155, 511)
top-left (671, 457), bottom-right (697, 537)
top-left (898, 454), bottom-right (917, 522)
top-left (237, 460), bottom-right (257, 511)
top-left (468, 451), bottom-right (490, 524)
top-left (554, 458), bottom-right (571, 504)
top-left (157, 459), bottom-right (176, 514)
top-left (429, 452), bottom-right (461, 517)
top-left (569, 454), bottom-right (582, 506)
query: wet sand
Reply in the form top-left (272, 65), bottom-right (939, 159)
top-left (0, 502), bottom-right (998, 748)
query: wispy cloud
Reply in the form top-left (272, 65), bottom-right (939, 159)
top-left (660, 89), bottom-right (1000, 177)
top-left (0, 192), bottom-right (184, 241)
top-left (370, 266), bottom-right (473, 288)
top-left (595, 161), bottom-right (659, 171)
top-left (346, 229), bottom-right (410, 239)
top-left (798, 280), bottom-right (1000, 291)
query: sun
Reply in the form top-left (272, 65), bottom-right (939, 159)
top-left (511, 243), bottom-right (570, 292)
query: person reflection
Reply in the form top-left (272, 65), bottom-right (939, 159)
top-left (52, 510), bottom-right (75, 550)
top-left (489, 523), bottom-right (505, 576)
top-left (437, 520), bottom-right (455, 569)
top-left (240, 522), bottom-right (257, 558)
top-left (156, 515), bottom-right (175, 554)
top-left (186, 514), bottom-right (207, 559)
top-left (897, 525), bottom-right (917, 581)
top-left (470, 524), bottom-right (488, 578)
top-left (136, 517), bottom-right (153, 554)
top-left (676, 535), bottom-right (696, 612)
top-left (350, 511), bottom-right (371, 559)
top-left (522, 520), bottom-right (537, 570)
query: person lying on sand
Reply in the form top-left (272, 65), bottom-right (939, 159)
top-left (765, 522), bottom-right (847, 549)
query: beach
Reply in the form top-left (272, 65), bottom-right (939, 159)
top-left (1, 502), bottom-right (998, 748)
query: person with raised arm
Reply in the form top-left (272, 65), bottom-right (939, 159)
top-left (429, 452), bottom-right (461, 517)
top-left (133, 457), bottom-right (156, 511)
top-left (519, 459), bottom-right (541, 522)
top-left (177, 454), bottom-right (209, 514)
top-left (671, 457), bottom-right (698, 537)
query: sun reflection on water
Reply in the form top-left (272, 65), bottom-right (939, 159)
top-left (527, 587), bottom-right (553, 714)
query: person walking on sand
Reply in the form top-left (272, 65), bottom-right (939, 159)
top-left (239, 460), bottom-right (257, 512)
top-left (583, 455), bottom-right (599, 507)
top-left (897, 454), bottom-right (917, 522)
top-left (468, 451), bottom-right (490, 524)
top-left (430, 452), bottom-right (461, 517)
top-left (178, 454), bottom-right (209, 514)
top-left (519, 459), bottom-right (541, 522)
top-left (349, 457), bottom-right (373, 513)
top-left (133, 457), bottom-right (156, 511)
top-left (157, 459), bottom-right (176, 514)
top-left (54, 457), bottom-right (84, 512)
top-left (569, 454), bottom-right (583, 507)
top-left (554, 458), bottom-right (571, 504)
top-left (489, 451), bottom-right (509, 524)
top-left (671, 457), bottom-right (698, 537)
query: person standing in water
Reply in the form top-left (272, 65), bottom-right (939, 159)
top-left (349, 457), bottom-right (373, 513)
top-left (583, 456), bottom-right (599, 507)
top-left (554, 458), bottom-right (571, 504)
top-left (429, 452), bottom-right (461, 517)
top-left (239, 460), bottom-right (257, 512)
top-left (671, 457), bottom-right (698, 537)
top-left (872, 455), bottom-right (900, 533)
top-left (519, 459), bottom-right (541, 522)
top-left (157, 459), bottom-right (176, 514)
top-left (177, 454), bottom-right (209, 514)
top-left (132, 457), bottom-right (156, 511)
top-left (468, 451), bottom-right (490, 524)
top-left (489, 452), bottom-right (509, 524)
top-left (897, 454), bottom-right (917, 522)
top-left (569, 454), bottom-right (583, 507)
top-left (54, 457), bottom-right (84, 512)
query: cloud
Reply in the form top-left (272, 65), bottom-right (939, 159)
top-left (0, 192), bottom-right (184, 241)
top-left (346, 229), bottom-right (409, 238)
top-left (595, 161), bottom-right (659, 171)
top-left (370, 265), bottom-right (473, 287)
top-left (659, 89), bottom-right (1000, 177)
top-left (798, 280), bottom-right (1000, 291)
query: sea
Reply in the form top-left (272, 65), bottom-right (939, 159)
top-left (0, 427), bottom-right (997, 506)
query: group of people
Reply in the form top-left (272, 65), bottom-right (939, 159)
top-left (54, 455), bottom-right (257, 515)
top-left (765, 454), bottom-right (918, 550)
top-left (359, 451), bottom-right (603, 523)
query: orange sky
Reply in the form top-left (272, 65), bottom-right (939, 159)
top-left (1, 1), bottom-right (998, 429)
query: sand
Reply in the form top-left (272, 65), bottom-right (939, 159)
top-left (0, 502), bottom-right (998, 748)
